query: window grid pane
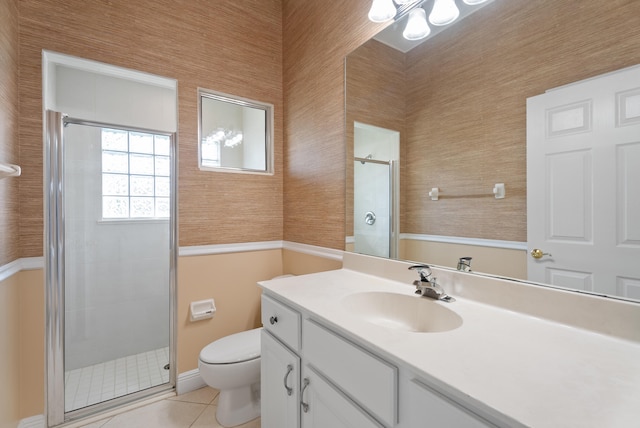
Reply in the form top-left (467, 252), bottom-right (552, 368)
top-left (101, 128), bottom-right (171, 219)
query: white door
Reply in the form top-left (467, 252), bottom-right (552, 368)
top-left (527, 65), bottom-right (640, 299)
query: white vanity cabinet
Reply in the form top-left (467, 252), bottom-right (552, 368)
top-left (261, 295), bottom-right (301, 428)
top-left (261, 292), bottom-right (502, 428)
top-left (262, 293), bottom-right (387, 428)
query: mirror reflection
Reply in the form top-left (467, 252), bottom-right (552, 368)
top-left (199, 89), bottom-right (273, 174)
top-left (346, 0), bottom-right (640, 301)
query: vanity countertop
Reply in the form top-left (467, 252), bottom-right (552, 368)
top-left (259, 264), bottom-right (640, 428)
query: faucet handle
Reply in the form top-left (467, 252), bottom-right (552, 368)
top-left (457, 257), bottom-right (472, 272)
top-left (408, 264), bottom-right (432, 282)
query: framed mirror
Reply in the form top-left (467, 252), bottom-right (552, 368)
top-left (345, 0), bottom-right (640, 302)
top-left (198, 88), bottom-right (273, 174)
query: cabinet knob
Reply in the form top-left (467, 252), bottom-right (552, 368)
top-left (269, 316), bottom-right (278, 325)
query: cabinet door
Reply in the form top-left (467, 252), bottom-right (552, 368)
top-left (300, 365), bottom-right (383, 428)
top-left (261, 330), bottom-right (300, 428)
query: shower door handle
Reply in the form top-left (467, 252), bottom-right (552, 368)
top-left (364, 211), bottom-right (376, 225)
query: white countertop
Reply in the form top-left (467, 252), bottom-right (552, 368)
top-left (259, 266), bottom-right (640, 428)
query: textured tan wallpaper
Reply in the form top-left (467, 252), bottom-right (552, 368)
top-left (18, 0), bottom-right (283, 257)
top-left (403, 0), bottom-right (640, 242)
top-left (0, 0), bottom-right (19, 266)
top-left (282, 0), bottom-right (384, 250)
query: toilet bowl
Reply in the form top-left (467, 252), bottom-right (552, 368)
top-left (198, 327), bottom-right (262, 427)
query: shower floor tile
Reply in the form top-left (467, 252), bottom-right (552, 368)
top-left (65, 347), bottom-right (169, 412)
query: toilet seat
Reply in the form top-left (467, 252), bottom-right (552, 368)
top-left (199, 327), bottom-right (261, 364)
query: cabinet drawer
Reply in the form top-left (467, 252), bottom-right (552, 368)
top-left (303, 319), bottom-right (397, 427)
top-left (262, 294), bottom-right (301, 351)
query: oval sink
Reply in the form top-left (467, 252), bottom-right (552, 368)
top-left (341, 291), bottom-right (463, 333)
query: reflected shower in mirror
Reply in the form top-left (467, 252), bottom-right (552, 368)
top-left (352, 122), bottom-right (400, 259)
top-left (345, 0), bottom-right (640, 301)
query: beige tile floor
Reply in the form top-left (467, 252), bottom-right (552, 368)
top-left (76, 387), bottom-right (261, 428)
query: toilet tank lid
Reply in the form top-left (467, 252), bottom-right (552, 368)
top-left (199, 327), bottom-right (262, 364)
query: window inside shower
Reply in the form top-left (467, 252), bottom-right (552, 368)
top-left (101, 129), bottom-right (171, 219)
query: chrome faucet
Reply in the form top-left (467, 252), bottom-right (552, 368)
top-left (457, 257), bottom-right (472, 272)
top-left (408, 265), bottom-right (455, 302)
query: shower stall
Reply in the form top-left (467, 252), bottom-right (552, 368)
top-left (352, 122), bottom-right (400, 259)
top-left (43, 52), bottom-right (177, 426)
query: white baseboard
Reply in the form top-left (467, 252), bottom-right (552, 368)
top-left (176, 368), bottom-right (206, 395)
top-left (18, 414), bottom-right (45, 428)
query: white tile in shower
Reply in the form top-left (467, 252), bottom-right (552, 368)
top-left (65, 347), bottom-right (170, 412)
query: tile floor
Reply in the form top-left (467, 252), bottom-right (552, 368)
top-left (66, 347), bottom-right (170, 412)
top-left (76, 387), bottom-right (261, 428)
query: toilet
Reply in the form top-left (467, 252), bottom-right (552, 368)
top-left (198, 327), bottom-right (262, 427)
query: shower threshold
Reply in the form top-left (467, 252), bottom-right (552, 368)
top-left (64, 347), bottom-right (169, 412)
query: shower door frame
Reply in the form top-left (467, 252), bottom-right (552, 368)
top-left (45, 110), bottom-right (178, 426)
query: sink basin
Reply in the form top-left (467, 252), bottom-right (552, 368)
top-left (341, 291), bottom-right (463, 333)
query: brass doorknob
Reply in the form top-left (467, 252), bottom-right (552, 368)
top-left (530, 248), bottom-right (552, 259)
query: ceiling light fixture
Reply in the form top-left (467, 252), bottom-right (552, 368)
top-left (368, 0), bottom-right (489, 41)
top-left (368, 0), bottom-right (398, 23)
top-left (403, 8), bottom-right (431, 40)
top-left (429, 0), bottom-right (460, 26)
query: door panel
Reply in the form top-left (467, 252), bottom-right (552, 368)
top-left (618, 143), bottom-right (640, 246)
top-left (546, 149), bottom-right (592, 242)
top-left (527, 65), bottom-right (640, 299)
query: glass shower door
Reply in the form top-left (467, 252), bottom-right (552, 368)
top-left (46, 111), bottom-right (176, 424)
top-left (353, 158), bottom-right (397, 258)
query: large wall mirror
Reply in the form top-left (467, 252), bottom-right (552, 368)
top-left (198, 88), bottom-right (273, 174)
top-left (345, 0), bottom-right (640, 302)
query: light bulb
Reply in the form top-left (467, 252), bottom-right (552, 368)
top-left (403, 8), bottom-right (431, 40)
top-left (368, 0), bottom-right (397, 23)
top-left (463, 0), bottom-right (489, 4)
top-left (429, 0), bottom-right (460, 26)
